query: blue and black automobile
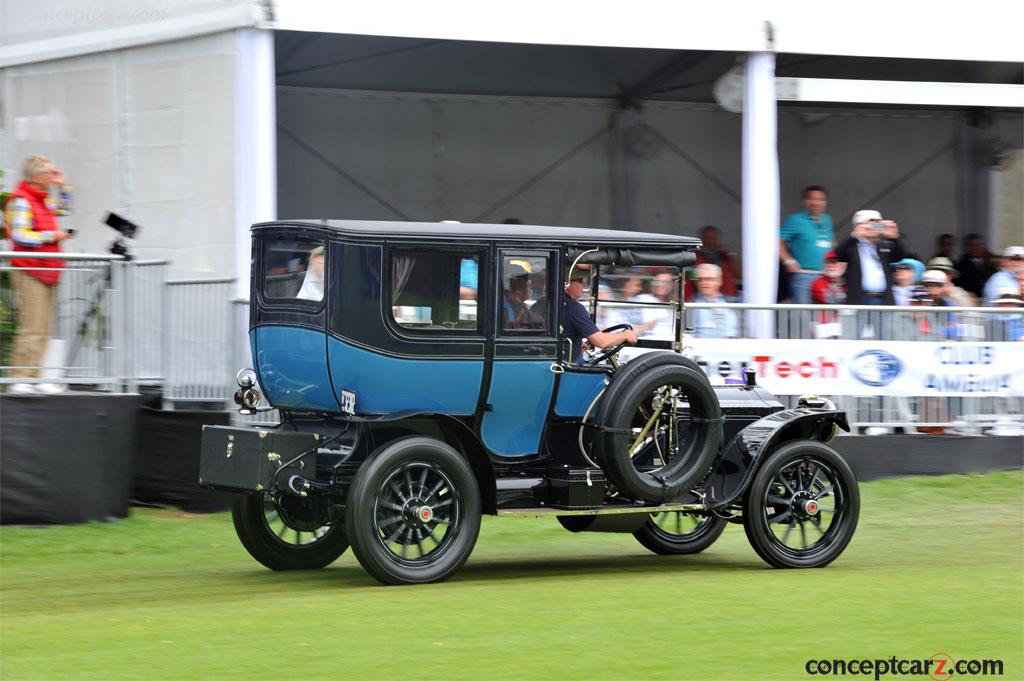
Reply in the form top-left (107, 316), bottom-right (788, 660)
top-left (199, 220), bottom-right (860, 585)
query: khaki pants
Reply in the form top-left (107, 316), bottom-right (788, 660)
top-left (10, 269), bottom-right (57, 379)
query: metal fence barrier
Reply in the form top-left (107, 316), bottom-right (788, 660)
top-left (1, 254), bottom-right (170, 393)
top-left (162, 276), bottom-right (235, 404)
top-left (599, 299), bottom-right (1023, 434)
top-left (597, 299), bottom-right (1023, 343)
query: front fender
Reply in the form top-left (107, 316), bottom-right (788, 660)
top-left (703, 408), bottom-right (849, 510)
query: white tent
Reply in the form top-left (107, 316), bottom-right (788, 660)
top-left (3, 0), bottom-right (1022, 316)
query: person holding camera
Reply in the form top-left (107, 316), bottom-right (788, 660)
top-left (834, 210), bottom-right (913, 339)
top-left (5, 154), bottom-right (73, 395)
top-left (834, 210), bottom-right (911, 306)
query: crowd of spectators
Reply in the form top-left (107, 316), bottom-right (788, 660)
top-left (591, 185), bottom-right (1023, 342)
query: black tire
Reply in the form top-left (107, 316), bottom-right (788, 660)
top-left (634, 511), bottom-right (728, 555)
top-left (594, 357), bottom-right (722, 503)
top-left (346, 437), bottom-right (481, 585)
top-left (609, 351), bottom-right (704, 391)
top-left (742, 440), bottom-right (860, 568)
top-left (232, 492), bottom-right (349, 571)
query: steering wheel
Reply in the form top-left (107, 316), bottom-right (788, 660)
top-left (585, 323), bottom-right (634, 366)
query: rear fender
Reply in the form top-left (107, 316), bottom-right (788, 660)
top-left (703, 409), bottom-right (849, 510)
top-left (354, 411), bottom-right (498, 514)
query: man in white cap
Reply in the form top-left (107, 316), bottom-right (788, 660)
top-left (987, 288), bottom-right (1024, 340)
top-left (919, 269), bottom-right (954, 306)
top-left (920, 268), bottom-right (989, 340)
top-left (502, 262), bottom-right (542, 330)
top-left (918, 269), bottom-right (972, 339)
top-left (983, 246), bottom-right (1024, 306)
top-left (834, 210), bottom-right (910, 305)
top-left (926, 256), bottom-right (975, 307)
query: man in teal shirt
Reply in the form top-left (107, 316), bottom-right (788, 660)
top-left (780, 185), bottom-right (834, 303)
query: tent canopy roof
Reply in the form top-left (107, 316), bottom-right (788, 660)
top-left (275, 32), bottom-right (1023, 105)
top-left (3, 0), bottom-right (1023, 70)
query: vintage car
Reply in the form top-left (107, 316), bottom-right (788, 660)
top-left (199, 220), bottom-right (860, 585)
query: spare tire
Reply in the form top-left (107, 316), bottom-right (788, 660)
top-left (586, 353), bottom-right (704, 466)
top-left (603, 351), bottom-right (705, 394)
top-left (593, 353), bottom-right (722, 503)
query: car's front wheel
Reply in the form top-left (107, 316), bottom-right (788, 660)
top-left (346, 437), bottom-right (481, 585)
top-left (742, 440), bottom-right (859, 568)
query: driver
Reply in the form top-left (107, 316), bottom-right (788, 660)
top-left (563, 269), bottom-right (638, 363)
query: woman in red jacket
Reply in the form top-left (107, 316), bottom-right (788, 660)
top-left (5, 154), bottom-right (73, 395)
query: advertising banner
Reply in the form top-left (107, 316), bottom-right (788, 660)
top-left (627, 340), bottom-right (1024, 397)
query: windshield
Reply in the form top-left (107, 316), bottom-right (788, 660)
top-left (595, 266), bottom-right (680, 340)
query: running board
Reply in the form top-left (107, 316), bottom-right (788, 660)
top-left (497, 502), bottom-right (704, 518)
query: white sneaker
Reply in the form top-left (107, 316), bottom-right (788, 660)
top-left (8, 383), bottom-right (37, 395)
top-left (35, 383), bottom-right (66, 394)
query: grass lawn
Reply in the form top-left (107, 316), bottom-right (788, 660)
top-left (1, 470), bottom-right (1021, 681)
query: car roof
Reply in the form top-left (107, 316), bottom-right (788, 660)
top-left (254, 219), bottom-right (701, 248)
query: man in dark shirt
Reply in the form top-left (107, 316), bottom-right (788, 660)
top-left (955, 233), bottom-right (996, 299)
top-left (562, 273), bottom-right (638, 362)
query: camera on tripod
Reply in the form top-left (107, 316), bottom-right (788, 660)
top-left (104, 212), bottom-right (140, 259)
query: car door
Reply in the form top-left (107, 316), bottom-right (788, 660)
top-left (480, 249), bottom-right (559, 456)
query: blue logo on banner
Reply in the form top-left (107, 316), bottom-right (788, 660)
top-left (851, 350), bottom-right (902, 386)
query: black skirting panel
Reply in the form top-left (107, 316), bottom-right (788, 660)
top-left (133, 408), bottom-right (234, 513)
top-left (1, 393), bottom-right (140, 524)
top-left (832, 435), bottom-right (1023, 482)
top-left (2, 393), bottom-right (1020, 525)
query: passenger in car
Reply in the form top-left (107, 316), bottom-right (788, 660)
top-left (296, 246), bottom-right (325, 301)
top-left (503, 264), bottom-right (544, 330)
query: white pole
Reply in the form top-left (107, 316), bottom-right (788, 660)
top-left (741, 51), bottom-right (779, 339)
top-left (234, 28), bottom-right (277, 301)
top-left (987, 167), bottom-right (1001, 251)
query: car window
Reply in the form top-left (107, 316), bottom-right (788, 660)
top-left (391, 250), bottom-right (480, 332)
top-left (263, 239), bottom-right (326, 302)
top-left (500, 253), bottom-right (550, 335)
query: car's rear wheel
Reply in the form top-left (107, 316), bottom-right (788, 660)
top-left (232, 492), bottom-right (348, 570)
top-left (634, 511), bottom-right (727, 555)
top-left (742, 440), bottom-right (859, 568)
top-left (346, 437), bottom-right (481, 585)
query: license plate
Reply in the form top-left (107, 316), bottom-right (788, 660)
top-left (340, 389), bottom-right (356, 415)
